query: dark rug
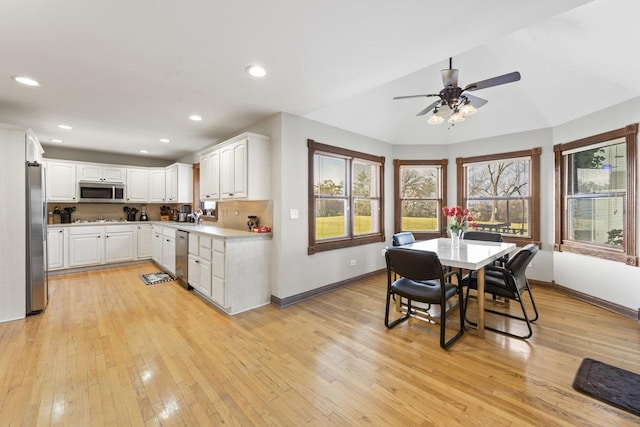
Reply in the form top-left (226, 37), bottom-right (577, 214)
top-left (140, 272), bottom-right (174, 285)
top-left (572, 358), bottom-right (640, 416)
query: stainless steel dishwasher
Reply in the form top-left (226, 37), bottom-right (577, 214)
top-left (175, 229), bottom-right (190, 289)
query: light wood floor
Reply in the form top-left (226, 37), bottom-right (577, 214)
top-left (1, 263), bottom-right (639, 426)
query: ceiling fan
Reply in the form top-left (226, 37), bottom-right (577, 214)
top-left (393, 58), bottom-right (521, 125)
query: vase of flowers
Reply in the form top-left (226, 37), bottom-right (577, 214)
top-left (442, 206), bottom-right (476, 247)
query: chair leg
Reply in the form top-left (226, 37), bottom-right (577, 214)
top-left (440, 286), bottom-right (465, 349)
top-left (385, 290), bottom-right (410, 328)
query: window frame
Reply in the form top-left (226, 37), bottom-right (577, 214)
top-left (554, 124), bottom-right (638, 266)
top-left (456, 147), bottom-right (541, 246)
top-left (308, 139), bottom-right (385, 255)
top-left (393, 159), bottom-right (448, 240)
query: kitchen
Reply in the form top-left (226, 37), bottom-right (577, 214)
top-left (0, 126), bottom-right (275, 322)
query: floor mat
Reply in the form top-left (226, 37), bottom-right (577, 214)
top-left (140, 272), bottom-right (174, 285)
top-left (572, 358), bottom-right (640, 416)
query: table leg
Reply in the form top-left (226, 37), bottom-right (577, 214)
top-left (476, 267), bottom-right (485, 338)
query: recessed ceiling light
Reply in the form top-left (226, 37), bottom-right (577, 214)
top-left (139, 149), bottom-right (149, 154)
top-left (58, 124), bottom-right (72, 130)
top-left (189, 115), bottom-right (202, 121)
top-left (12, 76), bottom-right (40, 87)
top-left (50, 139), bottom-right (63, 143)
top-left (246, 65), bottom-right (266, 78)
top-left (159, 138), bottom-right (170, 143)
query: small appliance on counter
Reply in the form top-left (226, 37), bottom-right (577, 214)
top-left (179, 205), bottom-right (191, 222)
top-left (247, 215), bottom-right (259, 230)
top-left (140, 205), bottom-right (148, 221)
top-left (123, 206), bottom-right (139, 221)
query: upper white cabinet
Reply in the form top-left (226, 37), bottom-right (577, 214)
top-left (45, 161), bottom-right (76, 202)
top-left (26, 130), bottom-right (44, 163)
top-left (148, 169), bottom-right (166, 203)
top-left (199, 150), bottom-right (220, 200)
top-left (201, 132), bottom-right (270, 201)
top-left (126, 168), bottom-right (148, 202)
top-left (165, 163), bottom-right (193, 203)
top-left (77, 163), bottom-right (126, 182)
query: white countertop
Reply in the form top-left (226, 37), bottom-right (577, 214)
top-left (49, 220), bottom-right (271, 239)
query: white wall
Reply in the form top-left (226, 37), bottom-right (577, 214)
top-left (0, 126), bottom-right (27, 322)
top-left (246, 113), bottom-right (393, 299)
top-left (552, 97), bottom-right (640, 310)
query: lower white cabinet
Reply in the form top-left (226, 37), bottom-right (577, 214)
top-left (151, 225), bottom-right (176, 275)
top-left (188, 255), bottom-right (211, 297)
top-left (47, 227), bottom-right (65, 270)
top-left (136, 224), bottom-right (152, 259)
top-left (68, 225), bottom-right (134, 268)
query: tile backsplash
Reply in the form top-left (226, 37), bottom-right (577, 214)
top-left (206, 200), bottom-right (273, 231)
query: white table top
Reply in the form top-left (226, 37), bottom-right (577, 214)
top-left (398, 238), bottom-right (516, 270)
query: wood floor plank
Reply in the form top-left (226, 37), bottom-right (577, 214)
top-left (1, 262), bottom-right (639, 426)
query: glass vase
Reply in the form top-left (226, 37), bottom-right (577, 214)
top-left (450, 229), bottom-right (463, 248)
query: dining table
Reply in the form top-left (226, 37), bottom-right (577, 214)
top-left (395, 237), bottom-right (516, 338)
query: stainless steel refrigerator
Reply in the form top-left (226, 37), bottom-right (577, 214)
top-left (26, 161), bottom-right (48, 314)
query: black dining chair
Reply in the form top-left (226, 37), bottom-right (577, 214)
top-left (461, 243), bottom-right (539, 339)
top-left (392, 231), bottom-right (416, 246)
top-left (384, 247), bottom-right (464, 349)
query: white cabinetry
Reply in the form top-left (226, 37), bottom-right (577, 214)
top-left (148, 169), bottom-right (166, 203)
top-left (104, 226), bottom-right (134, 263)
top-left (45, 161), bottom-right (76, 202)
top-left (68, 226), bottom-right (104, 267)
top-left (126, 169), bottom-right (148, 202)
top-left (218, 133), bottom-right (270, 200)
top-left (26, 130), bottom-right (44, 163)
top-left (77, 164), bottom-right (126, 182)
top-left (165, 163), bottom-right (193, 203)
top-left (188, 234), bottom-right (212, 297)
top-left (199, 150), bottom-right (220, 200)
top-left (47, 227), bottom-right (65, 270)
top-left (136, 224), bottom-right (152, 259)
top-left (151, 225), bottom-right (176, 275)
top-left (211, 238), bottom-right (226, 306)
top-left (68, 225), bottom-right (134, 267)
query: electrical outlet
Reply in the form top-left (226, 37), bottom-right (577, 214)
top-left (290, 209), bottom-right (299, 220)
top-left (381, 249), bottom-right (386, 256)
top-left (350, 259), bottom-right (357, 266)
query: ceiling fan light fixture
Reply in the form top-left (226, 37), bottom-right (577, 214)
top-left (427, 114), bottom-right (444, 125)
top-left (460, 102), bottom-right (477, 116)
top-left (448, 111), bottom-right (465, 124)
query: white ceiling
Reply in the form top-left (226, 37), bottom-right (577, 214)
top-left (1, 0), bottom-right (638, 160)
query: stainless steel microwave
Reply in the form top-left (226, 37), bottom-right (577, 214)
top-left (78, 181), bottom-right (125, 203)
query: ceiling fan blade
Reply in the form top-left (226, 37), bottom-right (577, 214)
top-left (441, 69), bottom-right (458, 87)
top-left (393, 93), bottom-right (439, 100)
top-left (464, 71), bottom-right (521, 91)
top-left (464, 94), bottom-right (488, 108)
top-left (416, 100), bottom-right (440, 116)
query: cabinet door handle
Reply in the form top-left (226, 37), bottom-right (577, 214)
top-left (58, 230), bottom-right (63, 233)
top-left (195, 260), bottom-right (199, 264)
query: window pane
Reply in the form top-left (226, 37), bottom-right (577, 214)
top-left (567, 142), bottom-right (626, 195)
top-left (467, 160), bottom-right (529, 197)
top-left (354, 199), bottom-right (380, 235)
top-left (315, 199), bottom-right (347, 240)
top-left (314, 155), bottom-right (345, 196)
top-left (400, 166), bottom-right (438, 198)
top-left (567, 196), bottom-right (624, 247)
top-left (353, 161), bottom-right (379, 197)
top-left (466, 199), bottom-right (530, 237)
top-left (401, 200), bottom-right (439, 231)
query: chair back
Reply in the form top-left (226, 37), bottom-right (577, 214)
top-left (504, 244), bottom-right (538, 290)
top-left (385, 247), bottom-right (444, 283)
top-left (463, 231), bottom-right (503, 242)
top-left (392, 232), bottom-right (416, 246)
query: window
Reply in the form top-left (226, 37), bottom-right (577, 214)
top-left (393, 159), bottom-right (447, 239)
top-left (457, 148), bottom-right (541, 245)
top-left (308, 139), bottom-right (385, 254)
top-left (554, 124), bottom-right (637, 265)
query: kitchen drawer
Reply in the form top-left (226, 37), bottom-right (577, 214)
top-left (188, 233), bottom-right (199, 255)
top-left (199, 235), bottom-right (212, 249)
top-left (68, 226), bottom-right (103, 235)
top-left (163, 227), bottom-right (176, 238)
top-left (212, 238), bottom-right (225, 253)
top-left (105, 224), bottom-right (134, 233)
